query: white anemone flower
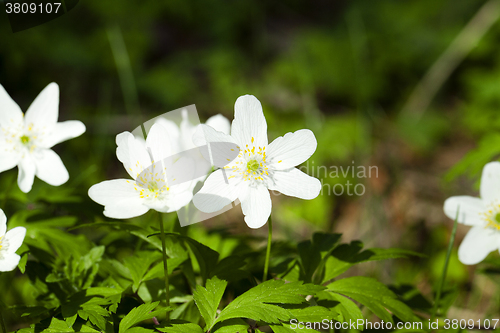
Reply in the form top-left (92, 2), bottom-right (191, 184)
top-left (193, 95), bottom-right (321, 229)
top-left (0, 209), bottom-right (26, 272)
top-left (0, 83), bottom-right (86, 193)
top-left (444, 162), bottom-right (500, 265)
top-left (88, 123), bottom-right (195, 219)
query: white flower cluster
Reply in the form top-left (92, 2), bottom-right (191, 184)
top-left (88, 95), bottom-right (321, 228)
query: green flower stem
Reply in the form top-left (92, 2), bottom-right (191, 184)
top-left (158, 213), bottom-right (170, 321)
top-left (0, 311), bottom-right (6, 333)
top-left (107, 24), bottom-right (147, 138)
top-left (262, 216), bottom-right (273, 282)
top-left (431, 207), bottom-right (459, 323)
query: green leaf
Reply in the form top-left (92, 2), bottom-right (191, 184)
top-left (17, 248), bottom-right (29, 273)
top-left (212, 318), bottom-right (248, 333)
top-left (123, 328), bottom-right (155, 333)
top-left (322, 243), bottom-right (423, 283)
top-left (157, 323), bottom-right (204, 333)
top-left (38, 317), bottom-right (75, 332)
top-left (327, 292), bottom-right (363, 323)
top-left (123, 251), bottom-right (162, 292)
top-left (193, 276), bottom-right (227, 330)
top-left (210, 255), bottom-right (249, 281)
top-left (215, 280), bottom-right (324, 325)
top-left (328, 277), bottom-right (418, 323)
top-left (288, 305), bottom-right (338, 322)
top-left (170, 234), bottom-right (219, 282)
top-left (297, 233), bottom-right (342, 283)
top-left (119, 301), bottom-right (165, 333)
top-left (142, 256), bottom-right (187, 282)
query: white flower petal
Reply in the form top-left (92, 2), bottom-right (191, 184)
top-left (88, 179), bottom-right (139, 206)
top-left (443, 196), bottom-right (484, 226)
top-left (231, 95), bottom-right (268, 147)
top-left (146, 123), bottom-right (172, 162)
top-left (156, 117), bottom-right (182, 153)
top-left (193, 169), bottom-right (243, 213)
top-left (103, 203), bottom-right (150, 219)
top-left (42, 120), bottom-right (86, 148)
top-left (0, 150), bottom-right (21, 174)
top-left (458, 226), bottom-right (500, 265)
top-left (179, 109), bottom-right (197, 150)
top-left (25, 83), bottom-right (59, 131)
top-left (116, 132), bottom-right (152, 179)
top-left (34, 149), bottom-right (69, 186)
top-left (268, 168), bottom-right (321, 200)
top-left (480, 162), bottom-right (500, 203)
top-left (167, 190), bottom-right (194, 211)
top-left (147, 190), bottom-right (193, 213)
top-left (240, 185), bottom-right (272, 229)
top-left (0, 84), bottom-right (23, 128)
top-left (267, 129), bottom-right (317, 170)
top-left (206, 114), bottom-right (231, 135)
top-left (88, 179), bottom-right (149, 219)
top-left (17, 156), bottom-right (36, 193)
top-left (0, 209), bottom-right (6, 237)
top-left (194, 124), bottom-right (238, 168)
top-left (0, 254), bottom-right (21, 272)
top-left (4, 226), bottom-right (26, 254)
top-left (166, 156), bottom-right (196, 189)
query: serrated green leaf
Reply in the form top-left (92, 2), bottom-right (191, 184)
top-left (142, 256), bottom-right (187, 282)
top-left (39, 317), bottom-right (75, 332)
top-left (298, 233), bottom-right (342, 283)
top-left (326, 292), bottom-right (363, 323)
top-left (124, 328), bottom-right (155, 333)
top-left (168, 234), bottom-right (219, 282)
top-left (123, 251), bottom-right (162, 292)
top-left (288, 305), bottom-right (337, 322)
top-left (193, 276), bottom-right (227, 330)
top-left (322, 244), bottom-right (423, 283)
top-left (210, 255), bottom-right (249, 281)
top-left (212, 318), bottom-right (248, 333)
top-left (328, 277), bottom-right (418, 323)
top-left (119, 301), bottom-right (162, 333)
top-left (157, 323), bottom-right (204, 333)
top-left (215, 280), bottom-right (324, 325)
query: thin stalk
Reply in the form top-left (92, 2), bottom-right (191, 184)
top-left (431, 207), bottom-right (460, 323)
top-left (262, 216), bottom-right (273, 282)
top-left (400, 0), bottom-right (500, 122)
top-left (0, 310), bottom-right (6, 333)
top-left (106, 24), bottom-right (147, 138)
top-left (158, 213), bottom-right (170, 321)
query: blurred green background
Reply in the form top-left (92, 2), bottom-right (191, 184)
top-left (1, 0), bottom-right (500, 326)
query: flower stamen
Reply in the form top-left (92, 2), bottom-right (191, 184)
top-left (479, 202), bottom-right (500, 231)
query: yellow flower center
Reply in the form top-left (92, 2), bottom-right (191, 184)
top-left (20, 135), bottom-right (30, 145)
top-left (480, 204), bottom-right (500, 231)
top-left (224, 136), bottom-right (269, 183)
top-left (129, 160), bottom-right (170, 200)
top-left (247, 159), bottom-right (259, 172)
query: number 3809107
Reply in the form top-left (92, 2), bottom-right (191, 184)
top-left (6, 2), bottom-right (61, 14)
top-left (443, 319), bottom-right (499, 330)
